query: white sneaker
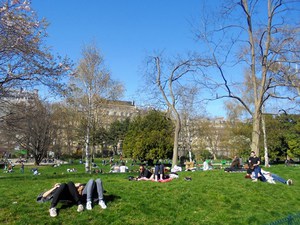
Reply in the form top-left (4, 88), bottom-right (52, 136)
top-left (77, 204), bottom-right (84, 212)
top-left (49, 208), bottom-right (57, 217)
top-left (86, 201), bottom-right (92, 210)
top-left (287, 179), bottom-right (293, 185)
top-left (99, 200), bottom-right (107, 209)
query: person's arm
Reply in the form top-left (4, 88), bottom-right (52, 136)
top-left (42, 183), bottom-right (60, 198)
top-left (253, 158), bottom-right (260, 167)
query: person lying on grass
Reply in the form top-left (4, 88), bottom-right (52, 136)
top-left (136, 164), bottom-right (152, 180)
top-left (247, 168), bottom-right (293, 185)
top-left (37, 179), bottom-right (107, 217)
top-left (134, 164), bottom-right (177, 182)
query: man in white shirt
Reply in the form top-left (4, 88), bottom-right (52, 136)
top-left (119, 162), bottom-right (128, 173)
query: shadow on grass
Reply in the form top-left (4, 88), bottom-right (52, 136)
top-left (105, 193), bottom-right (121, 204)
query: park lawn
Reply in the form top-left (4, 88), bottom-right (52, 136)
top-left (0, 162), bottom-right (299, 225)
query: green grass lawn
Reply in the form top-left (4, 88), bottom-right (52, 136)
top-left (0, 161), bottom-right (299, 225)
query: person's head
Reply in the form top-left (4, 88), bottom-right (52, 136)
top-left (139, 165), bottom-right (145, 172)
top-left (250, 151), bottom-right (256, 157)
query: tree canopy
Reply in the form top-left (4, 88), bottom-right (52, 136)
top-left (123, 110), bottom-right (174, 161)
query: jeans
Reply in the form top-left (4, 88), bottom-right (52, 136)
top-left (254, 166), bottom-right (261, 178)
top-left (82, 179), bottom-right (104, 202)
top-left (154, 164), bottom-right (164, 180)
top-left (272, 173), bottom-right (287, 184)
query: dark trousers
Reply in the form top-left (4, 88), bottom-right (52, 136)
top-left (50, 182), bottom-right (82, 208)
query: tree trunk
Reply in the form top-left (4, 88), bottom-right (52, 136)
top-left (172, 115), bottom-right (181, 167)
top-left (251, 110), bottom-right (261, 156)
top-left (261, 113), bottom-right (269, 167)
top-left (85, 125), bottom-right (91, 173)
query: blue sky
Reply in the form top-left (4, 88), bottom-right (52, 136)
top-left (31, 0), bottom-right (229, 117)
top-left (30, 1), bottom-right (300, 118)
top-left (33, 0), bottom-right (292, 118)
top-left (31, 1), bottom-right (204, 102)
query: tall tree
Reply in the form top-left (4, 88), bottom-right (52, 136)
top-left (68, 43), bottom-right (124, 173)
top-left (195, 0), bottom-right (300, 156)
top-left (146, 55), bottom-right (199, 167)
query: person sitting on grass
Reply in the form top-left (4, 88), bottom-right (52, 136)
top-left (82, 178), bottom-right (107, 210)
top-left (202, 160), bottom-right (213, 171)
top-left (37, 182), bottom-right (84, 217)
top-left (248, 151), bottom-right (261, 181)
top-left (119, 162), bottom-right (129, 173)
top-left (230, 156), bottom-right (241, 169)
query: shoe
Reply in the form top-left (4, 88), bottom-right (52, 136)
top-left (86, 201), bottom-right (92, 210)
top-left (287, 179), bottom-right (293, 185)
top-left (252, 179), bottom-right (258, 182)
top-left (99, 200), bottom-right (107, 209)
top-left (49, 208), bottom-right (57, 217)
top-left (77, 204), bottom-right (84, 212)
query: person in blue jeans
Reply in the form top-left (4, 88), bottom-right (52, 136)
top-left (82, 178), bottom-right (107, 210)
top-left (154, 163), bottom-right (165, 181)
top-left (257, 168), bottom-right (293, 185)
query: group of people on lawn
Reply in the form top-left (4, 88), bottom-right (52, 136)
top-left (39, 152), bottom-right (292, 217)
top-left (245, 151), bottom-right (293, 185)
top-left (38, 162), bottom-right (171, 217)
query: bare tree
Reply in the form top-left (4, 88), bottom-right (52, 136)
top-left (2, 98), bottom-right (54, 165)
top-left (195, 0), bottom-right (300, 156)
top-left (68, 43), bottom-right (124, 173)
top-left (180, 87), bottom-right (198, 161)
top-left (147, 55), bottom-right (199, 167)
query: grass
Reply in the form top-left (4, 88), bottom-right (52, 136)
top-left (0, 160), bottom-right (299, 225)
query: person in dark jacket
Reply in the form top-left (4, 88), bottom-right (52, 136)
top-left (137, 165), bottom-right (152, 180)
top-left (37, 181), bottom-right (84, 217)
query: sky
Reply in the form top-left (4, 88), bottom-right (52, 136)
top-left (30, 1), bottom-right (226, 115)
top-left (29, 1), bottom-right (299, 118)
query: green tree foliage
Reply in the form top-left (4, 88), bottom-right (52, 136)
top-left (264, 114), bottom-right (300, 160)
top-left (107, 118), bottom-right (130, 152)
top-left (228, 121), bottom-right (252, 158)
top-left (283, 115), bottom-right (300, 158)
top-left (123, 110), bottom-right (174, 160)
